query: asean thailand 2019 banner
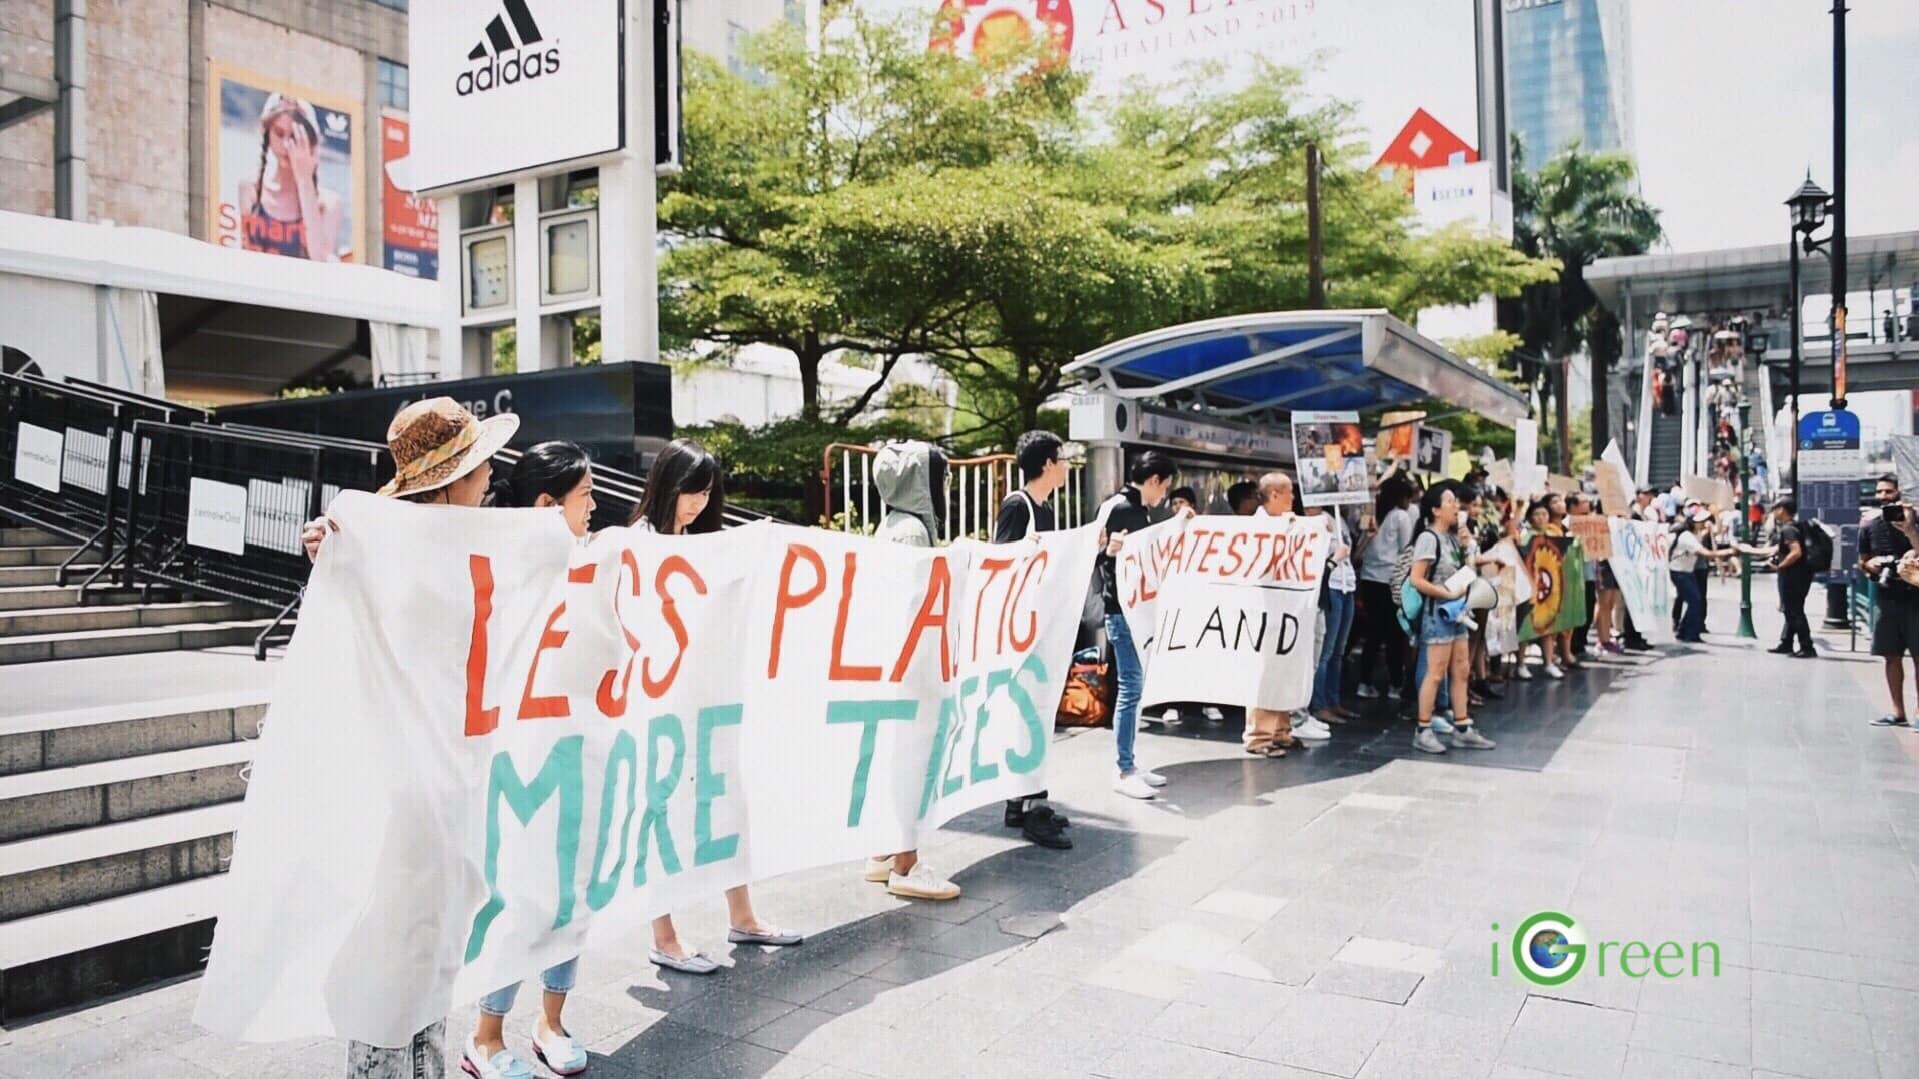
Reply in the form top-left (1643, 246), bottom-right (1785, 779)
top-left (1114, 514), bottom-right (1332, 713)
top-left (193, 493), bottom-right (1100, 1046)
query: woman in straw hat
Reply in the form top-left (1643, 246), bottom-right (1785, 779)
top-left (625, 439), bottom-right (806, 975)
top-left (302, 397), bottom-right (519, 1079)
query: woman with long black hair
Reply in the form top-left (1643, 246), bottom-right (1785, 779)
top-left (463, 442), bottom-right (596, 1079)
top-left (628, 440), bottom-right (803, 974)
top-left (1354, 475), bottom-right (1418, 701)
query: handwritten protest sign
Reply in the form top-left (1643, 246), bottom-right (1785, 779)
top-left (1568, 514), bottom-right (1612, 560)
top-left (1596, 440), bottom-right (1633, 516)
top-left (194, 493), bottom-right (1101, 1045)
top-left (1520, 535), bottom-right (1586, 641)
top-left (1115, 514), bottom-right (1331, 712)
top-left (1608, 517), bottom-right (1671, 638)
top-left (1683, 475), bottom-right (1735, 511)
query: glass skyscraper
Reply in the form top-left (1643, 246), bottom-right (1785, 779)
top-left (1502, 0), bottom-right (1635, 166)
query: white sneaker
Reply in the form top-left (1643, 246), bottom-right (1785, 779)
top-left (888, 860), bottom-right (961, 900)
top-left (1450, 727), bottom-right (1497, 750)
top-left (863, 856), bottom-right (894, 883)
top-left (1543, 663), bottom-right (1564, 679)
top-left (1161, 708), bottom-right (1182, 724)
top-left (1412, 728), bottom-right (1448, 754)
top-left (1136, 766), bottom-right (1168, 788)
top-left (1356, 683), bottom-right (1381, 700)
top-left (1201, 706), bottom-right (1225, 723)
top-left (1294, 717), bottom-right (1333, 741)
top-left (1386, 685), bottom-right (1403, 700)
top-left (1513, 664), bottom-right (1534, 681)
top-left (1114, 770), bottom-right (1158, 799)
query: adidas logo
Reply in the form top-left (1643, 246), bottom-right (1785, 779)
top-left (457, 0), bottom-right (561, 97)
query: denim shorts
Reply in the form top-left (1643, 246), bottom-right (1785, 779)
top-left (1421, 606), bottom-right (1468, 644)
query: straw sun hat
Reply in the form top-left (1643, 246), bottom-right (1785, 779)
top-left (376, 397), bottom-right (519, 498)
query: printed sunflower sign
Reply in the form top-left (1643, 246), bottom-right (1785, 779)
top-left (1519, 535), bottom-right (1587, 641)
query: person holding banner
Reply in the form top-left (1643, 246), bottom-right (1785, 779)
top-left (1243, 472), bottom-right (1312, 753)
top-left (461, 442), bottom-right (601, 1078)
top-left (861, 439), bottom-right (970, 897)
top-left (1408, 481), bottom-right (1496, 753)
top-left (299, 398), bottom-right (521, 1079)
top-left (630, 441), bottom-right (807, 972)
top-left (1669, 511), bottom-right (1739, 643)
top-left (1099, 453), bottom-right (1181, 791)
top-left (993, 431), bottom-right (1076, 849)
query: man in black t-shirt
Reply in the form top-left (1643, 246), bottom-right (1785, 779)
top-left (1861, 475), bottom-right (1919, 725)
top-left (1764, 498), bottom-right (1817, 657)
top-left (994, 431), bottom-right (1071, 849)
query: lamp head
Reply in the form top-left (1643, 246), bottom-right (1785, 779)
top-left (1786, 172), bottom-right (1831, 235)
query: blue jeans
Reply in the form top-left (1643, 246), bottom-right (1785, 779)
top-left (477, 958), bottom-right (578, 1017)
top-left (1672, 570), bottom-right (1705, 641)
top-left (1105, 612), bottom-right (1141, 773)
top-left (1311, 589), bottom-right (1356, 711)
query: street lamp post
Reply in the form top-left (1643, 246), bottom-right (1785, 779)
top-left (1784, 174), bottom-right (1831, 498)
top-left (1736, 326), bottom-right (1767, 640)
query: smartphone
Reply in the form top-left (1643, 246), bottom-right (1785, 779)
top-left (1888, 504), bottom-right (1908, 524)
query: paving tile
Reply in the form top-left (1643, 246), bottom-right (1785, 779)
top-left (1193, 888), bottom-right (1291, 922)
top-left (1092, 1034), bottom-right (1245, 1079)
top-left (1497, 997), bottom-right (1632, 1079)
top-left (1334, 936), bottom-right (1444, 975)
top-left (1618, 1047), bottom-right (1744, 1078)
top-left (1750, 1027), bottom-right (1880, 1079)
top-left (1241, 988), bottom-right (1399, 1077)
top-left (1305, 962), bottom-right (1422, 1005)
top-left (1627, 1012), bottom-right (1749, 1067)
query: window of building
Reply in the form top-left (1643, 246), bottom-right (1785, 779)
top-left (377, 58), bottom-right (409, 111)
top-left (726, 21), bottom-right (750, 77)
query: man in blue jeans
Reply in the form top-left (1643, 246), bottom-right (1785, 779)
top-left (1097, 452), bottom-right (1180, 799)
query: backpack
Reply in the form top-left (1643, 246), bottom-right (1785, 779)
top-left (1055, 650), bottom-right (1111, 728)
top-left (1388, 526), bottom-right (1431, 633)
top-left (1797, 518), bottom-right (1833, 573)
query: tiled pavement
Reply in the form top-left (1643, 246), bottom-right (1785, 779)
top-left (5, 578), bottom-right (1919, 1079)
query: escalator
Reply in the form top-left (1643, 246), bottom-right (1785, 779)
top-left (1644, 407), bottom-right (1685, 491)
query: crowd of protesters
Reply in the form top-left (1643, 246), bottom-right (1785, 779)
top-left (297, 395), bottom-right (1917, 1079)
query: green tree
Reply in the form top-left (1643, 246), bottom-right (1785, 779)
top-left (658, 13), bottom-right (1079, 423)
top-left (1501, 141), bottom-right (1662, 470)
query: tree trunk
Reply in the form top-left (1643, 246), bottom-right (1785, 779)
top-left (1555, 354), bottom-right (1573, 475)
top-left (797, 331), bottom-right (823, 422)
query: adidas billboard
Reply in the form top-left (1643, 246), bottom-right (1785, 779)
top-left (411, 0), bottom-right (624, 192)
top-left (457, 0), bottom-right (561, 96)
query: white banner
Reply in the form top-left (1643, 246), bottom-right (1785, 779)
top-left (1608, 517), bottom-right (1671, 639)
top-left (1114, 514), bottom-right (1331, 712)
top-left (193, 493), bottom-right (1099, 1046)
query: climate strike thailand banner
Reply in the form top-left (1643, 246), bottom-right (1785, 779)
top-left (1113, 514), bottom-right (1332, 713)
top-left (193, 492), bottom-right (1101, 1046)
top-left (1607, 517), bottom-right (1673, 639)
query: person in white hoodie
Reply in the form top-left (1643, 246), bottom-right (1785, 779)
top-left (862, 441), bottom-right (965, 900)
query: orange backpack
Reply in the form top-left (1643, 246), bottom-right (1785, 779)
top-left (1056, 660), bottom-right (1112, 728)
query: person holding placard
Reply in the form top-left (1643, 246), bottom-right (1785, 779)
top-left (632, 442), bottom-right (807, 973)
top-left (1407, 481), bottom-right (1496, 754)
top-left (1243, 472), bottom-right (1305, 755)
top-left (1098, 452), bottom-right (1182, 793)
top-left (299, 397), bottom-right (521, 1079)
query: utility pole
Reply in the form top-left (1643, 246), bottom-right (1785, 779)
top-left (1306, 143), bottom-right (1324, 309)
top-left (1556, 353), bottom-right (1572, 474)
top-left (1829, 1), bottom-right (1848, 410)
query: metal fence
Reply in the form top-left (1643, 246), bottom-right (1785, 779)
top-left (822, 442), bottom-right (1088, 542)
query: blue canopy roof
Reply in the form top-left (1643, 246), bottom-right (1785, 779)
top-left (1064, 310), bottom-right (1528, 425)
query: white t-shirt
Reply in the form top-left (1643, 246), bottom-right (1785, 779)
top-left (1359, 505), bottom-right (1414, 583)
top-left (1325, 513), bottom-right (1356, 592)
top-left (1669, 530), bottom-right (1704, 573)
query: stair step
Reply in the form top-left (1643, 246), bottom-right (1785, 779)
top-left (0, 875), bottom-right (223, 1019)
top-left (0, 619), bottom-right (276, 665)
top-left (0, 600), bottom-right (253, 637)
top-left (0, 804), bottom-right (238, 920)
top-left (0, 527), bottom-right (61, 548)
top-left (0, 740), bottom-right (253, 842)
top-left (0, 545), bottom-right (82, 567)
top-left (0, 691), bottom-right (267, 776)
top-left (0, 584), bottom-right (145, 612)
top-left (0, 565), bottom-right (102, 588)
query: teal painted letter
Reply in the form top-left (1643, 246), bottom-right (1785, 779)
top-left (465, 737), bottom-right (585, 963)
top-left (634, 713), bottom-right (685, 885)
top-left (826, 698), bottom-right (918, 827)
top-left (969, 673), bottom-right (1001, 786)
top-left (694, 704), bottom-right (743, 865)
top-left (587, 730), bottom-right (638, 911)
top-left (1003, 653), bottom-right (1049, 775)
top-left (919, 695), bottom-right (957, 819)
